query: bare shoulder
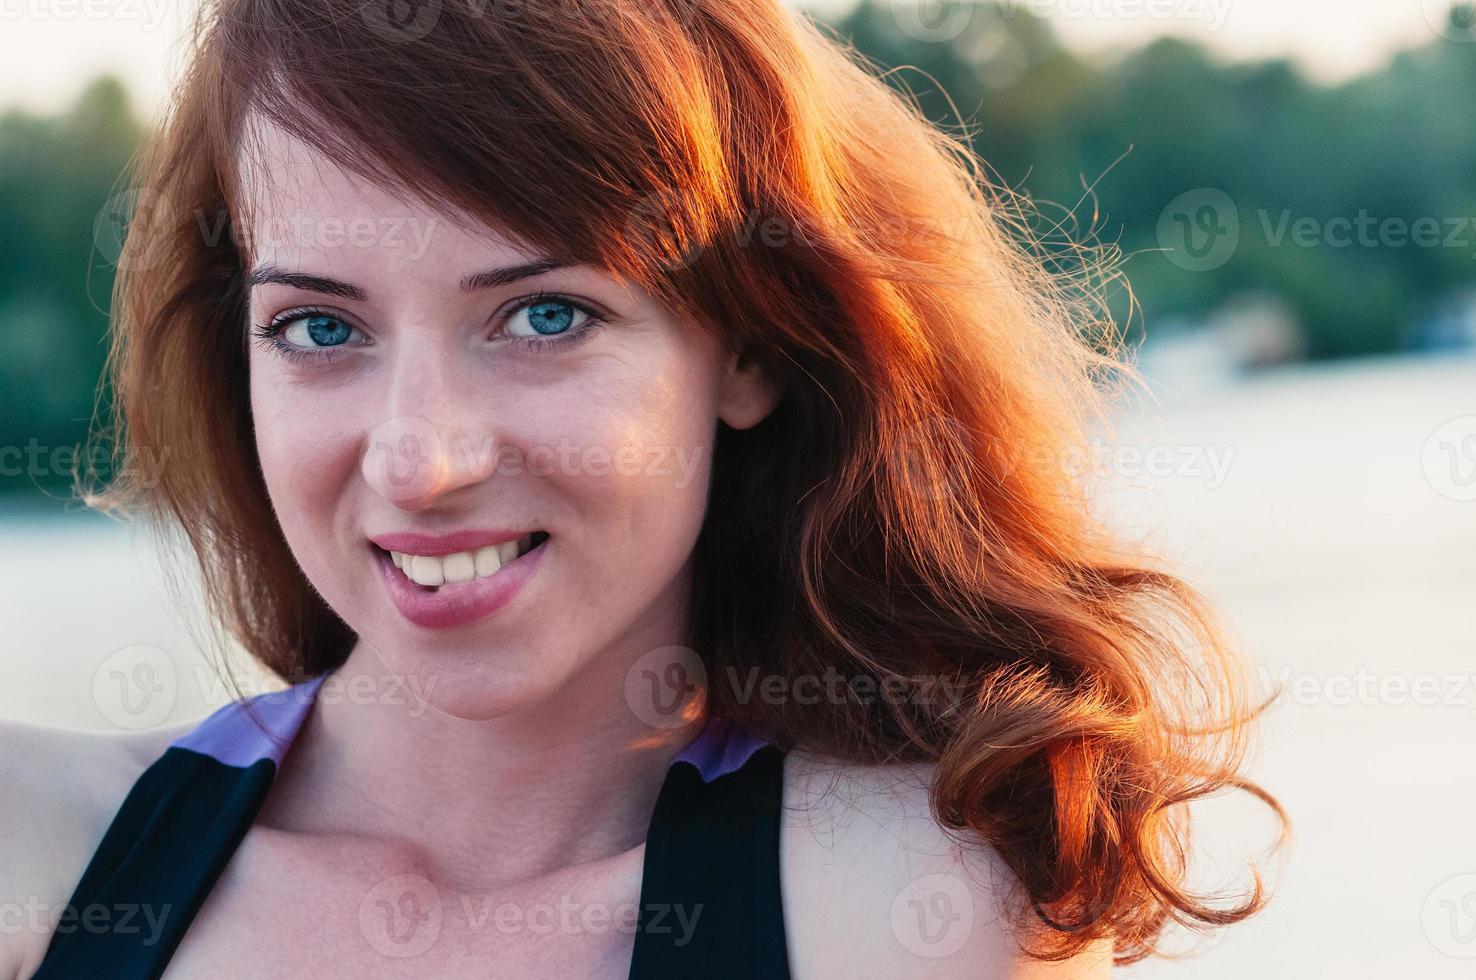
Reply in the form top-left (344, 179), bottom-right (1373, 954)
top-left (0, 715), bottom-right (195, 980)
top-left (779, 751), bottom-right (1113, 980)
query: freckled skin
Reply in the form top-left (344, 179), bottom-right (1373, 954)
top-left (241, 112), bottom-right (779, 722)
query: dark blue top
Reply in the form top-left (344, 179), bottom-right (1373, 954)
top-left (33, 671), bottom-right (792, 979)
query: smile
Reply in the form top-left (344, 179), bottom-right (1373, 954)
top-left (385, 531), bottom-right (550, 588)
top-left (368, 531), bottom-right (550, 629)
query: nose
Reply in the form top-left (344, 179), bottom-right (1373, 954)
top-left (359, 349), bottom-right (499, 509)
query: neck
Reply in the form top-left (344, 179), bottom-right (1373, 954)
top-left (257, 640), bottom-right (705, 892)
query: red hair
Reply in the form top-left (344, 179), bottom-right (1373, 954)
top-left (84, 0), bottom-right (1283, 962)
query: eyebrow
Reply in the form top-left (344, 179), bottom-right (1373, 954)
top-left (246, 259), bottom-right (571, 300)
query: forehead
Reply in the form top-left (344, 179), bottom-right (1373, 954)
top-left (235, 113), bottom-right (538, 279)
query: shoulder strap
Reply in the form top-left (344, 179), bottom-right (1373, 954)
top-left (628, 743), bottom-right (792, 980)
top-left (32, 677), bottom-right (323, 980)
top-left (34, 686), bottom-right (791, 979)
top-left (30, 747), bottom-right (275, 980)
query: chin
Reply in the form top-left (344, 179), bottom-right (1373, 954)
top-left (352, 633), bottom-right (563, 722)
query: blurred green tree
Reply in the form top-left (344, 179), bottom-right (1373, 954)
top-left (0, 76), bottom-right (143, 497)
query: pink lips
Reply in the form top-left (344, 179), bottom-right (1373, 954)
top-left (369, 529), bottom-right (529, 557)
top-left (369, 534), bottom-right (547, 630)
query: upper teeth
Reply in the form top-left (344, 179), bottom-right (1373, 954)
top-left (390, 535), bottom-right (532, 587)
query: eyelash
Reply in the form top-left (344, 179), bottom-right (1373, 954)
top-left (248, 291), bottom-right (607, 365)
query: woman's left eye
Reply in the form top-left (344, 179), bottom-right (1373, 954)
top-left (502, 295), bottom-right (602, 345)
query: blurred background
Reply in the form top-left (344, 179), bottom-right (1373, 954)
top-left (2, 0), bottom-right (1474, 975)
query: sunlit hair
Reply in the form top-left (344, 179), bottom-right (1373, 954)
top-left (83, 0), bottom-right (1284, 963)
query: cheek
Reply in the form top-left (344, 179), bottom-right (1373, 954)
top-left (249, 369), bottom-right (361, 550)
top-left (521, 350), bottom-right (719, 561)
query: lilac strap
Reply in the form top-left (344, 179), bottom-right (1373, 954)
top-left (673, 715), bottom-right (769, 782)
top-left (171, 670), bottom-right (768, 780)
top-left (170, 673), bottom-right (327, 768)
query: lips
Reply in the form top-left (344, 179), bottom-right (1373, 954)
top-left (369, 528), bottom-right (543, 557)
top-left (369, 532), bottom-right (549, 629)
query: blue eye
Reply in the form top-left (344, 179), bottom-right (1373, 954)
top-left (505, 297), bottom-right (590, 338)
top-left (249, 293), bottom-right (606, 366)
top-left (283, 314), bottom-right (358, 348)
top-left (250, 308), bottom-right (367, 365)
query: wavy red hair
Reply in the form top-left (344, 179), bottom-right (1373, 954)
top-left (83, 0), bottom-right (1283, 962)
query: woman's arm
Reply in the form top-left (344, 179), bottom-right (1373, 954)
top-left (0, 718), bottom-right (187, 980)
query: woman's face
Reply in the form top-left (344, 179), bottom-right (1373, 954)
top-left (239, 116), bottom-right (779, 720)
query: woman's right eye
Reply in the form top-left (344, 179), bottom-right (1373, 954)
top-left (280, 313), bottom-right (363, 349)
top-left (250, 309), bottom-right (368, 363)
